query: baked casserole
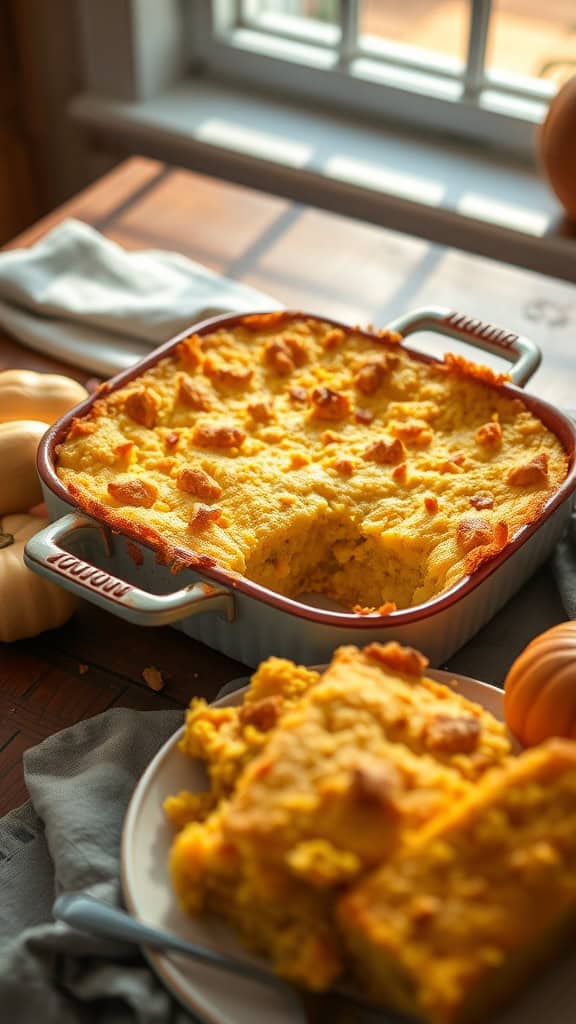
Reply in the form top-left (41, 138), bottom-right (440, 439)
top-left (164, 643), bottom-right (576, 1022)
top-left (55, 312), bottom-right (569, 613)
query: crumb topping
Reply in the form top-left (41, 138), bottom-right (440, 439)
top-left (108, 478), bottom-right (157, 508)
top-left (507, 452), bottom-right (549, 486)
top-left (177, 467), bottom-right (222, 501)
top-left (125, 388), bottom-right (159, 428)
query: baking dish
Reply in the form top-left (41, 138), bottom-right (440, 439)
top-left (25, 306), bottom-right (576, 668)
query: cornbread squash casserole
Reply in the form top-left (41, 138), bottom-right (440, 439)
top-left (164, 643), bottom-right (576, 1022)
top-left (55, 313), bottom-right (569, 612)
top-left (340, 738), bottom-right (576, 1024)
top-left (165, 643), bottom-right (512, 992)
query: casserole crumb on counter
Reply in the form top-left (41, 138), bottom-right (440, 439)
top-left (55, 312), bottom-right (569, 612)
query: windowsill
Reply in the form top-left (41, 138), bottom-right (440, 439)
top-left (69, 77), bottom-right (576, 283)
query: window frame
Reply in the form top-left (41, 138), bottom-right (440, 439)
top-left (189, 0), bottom-right (556, 159)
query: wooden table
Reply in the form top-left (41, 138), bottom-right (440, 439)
top-left (0, 155), bottom-right (574, 817)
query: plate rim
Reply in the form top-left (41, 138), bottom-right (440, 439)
top-left (121, 668), bottom-right (506, 1023)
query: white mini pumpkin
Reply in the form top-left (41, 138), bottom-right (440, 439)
top-left (0, 369), bottom-right (88, 424)
top-left (0, 514), bottom-right (78, 641)
top-left (0, 419), bottom-right (47, 515)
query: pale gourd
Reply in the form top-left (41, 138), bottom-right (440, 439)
top-left (0, 420), bottom-right (47, 515)
top-left (0, 514), bottom-right (78, 641)
top-left (504, 621), bottom-right (576, 747)
top-left (0, 369), bottom-right (88, 424)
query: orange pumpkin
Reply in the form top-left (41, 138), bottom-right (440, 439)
top-left (539, 75), bottom-right (576, 221)
top-left (504, 621), bottom-right (576, 747)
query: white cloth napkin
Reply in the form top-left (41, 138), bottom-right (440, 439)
top-left (0, 219), bottom-right (279, 377)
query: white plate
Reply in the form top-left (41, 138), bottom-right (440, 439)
top-left (121, 670), bottom-right (576, 1024)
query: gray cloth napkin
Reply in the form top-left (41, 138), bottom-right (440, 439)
top-left (0, 707), bottom-right (197, 1024)
top-left (553, 499), bottom-right (576, 618)
top-left (0, 219), bottom-right (279, 376)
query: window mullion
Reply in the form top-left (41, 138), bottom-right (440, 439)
top-left (339, 0), bottom-right (360, 66)
top-left (464, 0), bottom-right (492, 98)
top-left (233, 0), bottom-right (244, 27)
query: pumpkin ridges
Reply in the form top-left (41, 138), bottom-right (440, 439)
top-left (504, 629), bottom-right (576, 699)
top-left (504, 621), bottom-right (576, 747)
top-left (503, 654), bottom-right (554, 737)
top-left (538, 75), bottom-right (576, 221)
top-left (0, 369), bottom-right (88, 425)
top-left (0, 420), bottom-right (46, 515)
top-left (0, 513), bottom-right (78, 642)
top-left (506, 645), bottom-right (574, 705)
top-left (523, 665), bottom-right (576, 747)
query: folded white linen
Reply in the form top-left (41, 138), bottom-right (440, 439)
top-left (0, 218), bottom-right (279, 376)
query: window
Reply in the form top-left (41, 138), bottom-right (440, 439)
top-left (192, 1), bottom-right (574, 155)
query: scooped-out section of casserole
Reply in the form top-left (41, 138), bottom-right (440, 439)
top-left (55, 312), bottom-right (569, 612)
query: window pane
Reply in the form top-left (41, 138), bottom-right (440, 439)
top-left (487, 1), bottom-right (576, 88)
top-left (243, 0), bottom-right (339, 24)
top-left (359, 0), bottom-right (468, 63)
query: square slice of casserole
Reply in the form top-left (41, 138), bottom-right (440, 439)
top-left (339, 738), bottom-right (576, 1024)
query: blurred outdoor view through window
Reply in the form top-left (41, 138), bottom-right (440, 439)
top-left (245, 1), bottom-right (576, 90)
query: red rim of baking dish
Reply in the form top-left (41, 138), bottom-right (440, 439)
top-left (38, 309), bottom-right (576, 629)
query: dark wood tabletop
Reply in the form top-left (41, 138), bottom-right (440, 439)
top-left (0, 155), bottom-right (573, 816)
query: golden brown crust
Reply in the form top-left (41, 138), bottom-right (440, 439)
top-left (193, 425), bottom-right (245, 449)
top-left (332, 457), bottom-right (355, 477)
top-left (176, 333), bottom-right (203, 368)
top-left (469, 491), bottom-right (494, 510)
top-left (365, 641), bottom-right (428, 677)
top-left (176, 467), bottom-right (222, 502)
top-left (424, 714), bottom-right (481, 754)
top-left (189, 504), bottom-right (222, 532)
top-left (354, 407), bottom-right (375, 425)
top-left (353, 601), bottom-right (397, 616)
top-left (391, 462), bottom-right (407, 483)
top-left (165, 431), bottom-right (180, 450)
top-left (441, 351), bottom-right (511, 387)
top-left (238, 695), bottom-right (283, 732)
top-left (310, 386), bottom-right (351, 421)
top-left (107, 479), bottom-right (157, 508)
top-left (322, 327), bottom-right (346, 350)
top-left (203, 355), bottom-right (253, 388)
top-left (463, 520), bottom-right (509, 576)
top-left (177, 375), bottom-right (212, 410)
top-left (475, 420), bottom-right (502, 447)
top-left (124, 388), bottom-right (159, 428)
top-left (263, 339), bottom-right (296, 376)
top-left (456, 514), bottom-right (494, 552)
top-left (354, 358), bottom-right (388, 395)
top-left (247, 399), bottom-right (274, 423)
top-left (508, 451), bottom-right (549, 486)
top-left (391, 419), bottom-right (433, 446)
top-left (363, 437), bottom-right (405, 465)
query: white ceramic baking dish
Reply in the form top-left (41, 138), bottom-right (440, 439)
top-left (25, 306), bottom-right (576, 668)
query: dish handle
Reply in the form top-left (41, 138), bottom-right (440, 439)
top-left (24, 512), bottom-right (235, 626)
top-left (386, 306), bottom-right (540, 387)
